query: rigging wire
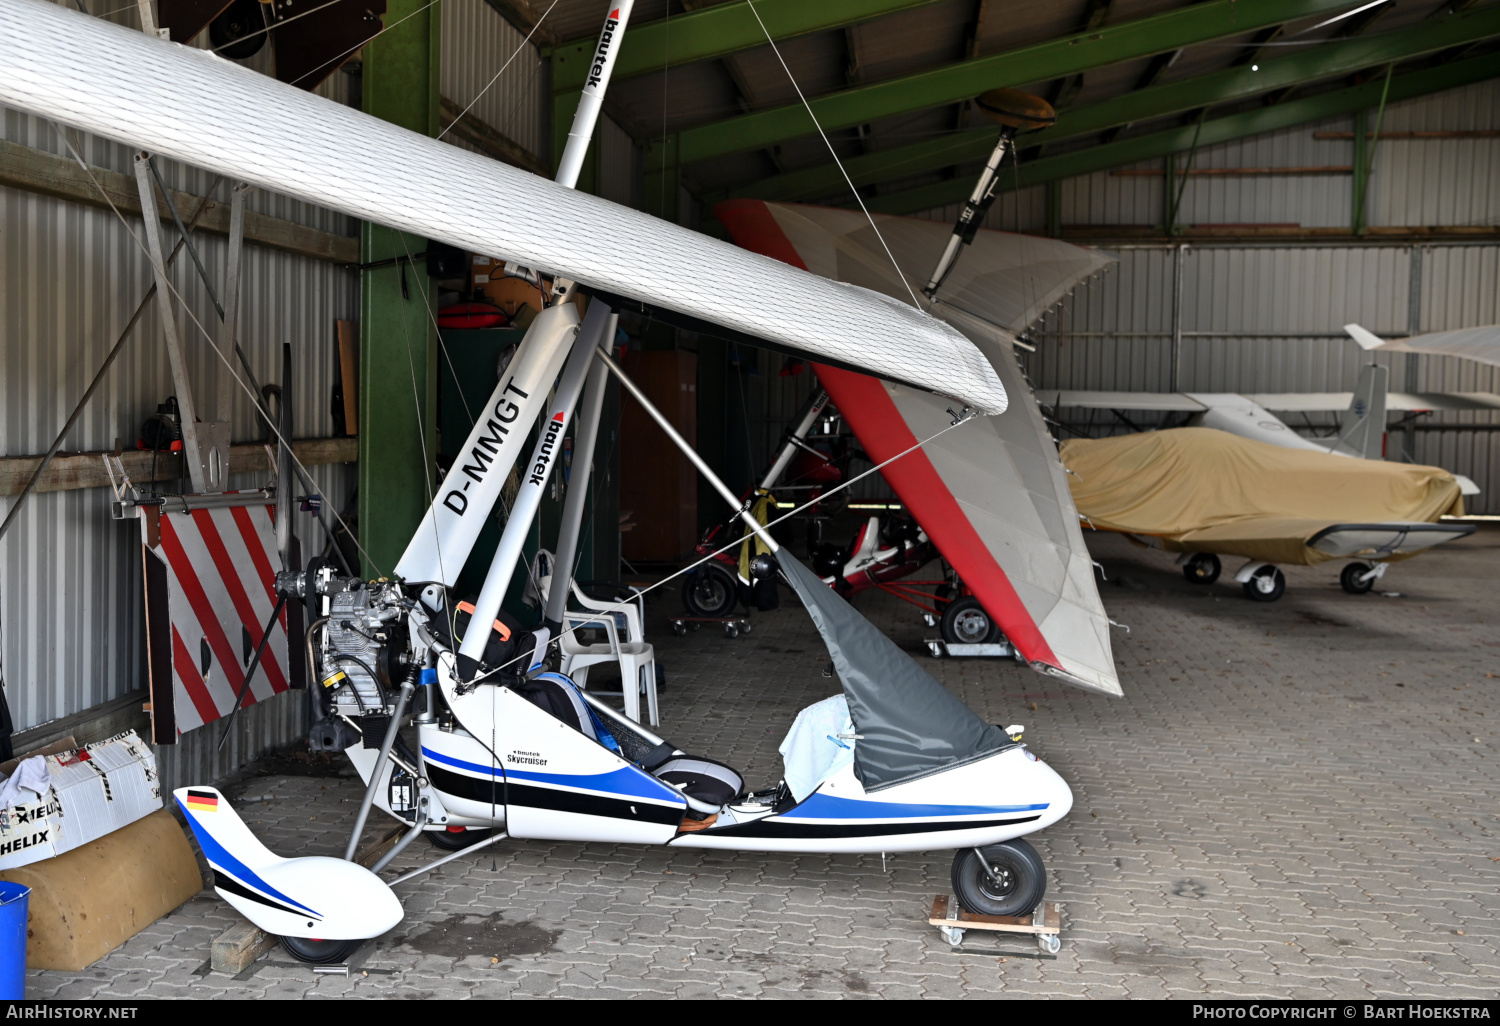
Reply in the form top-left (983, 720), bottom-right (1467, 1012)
top-left (469, 407), bottom-right (979, 684)
top-left (55, 129), bottom-right (385, 578)
top-left (743, 0), bottom-right (921, 309)
top-left (437, 0), bottom-right (561, 143)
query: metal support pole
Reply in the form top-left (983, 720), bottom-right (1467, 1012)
top-left (133, 152), bottom-right (209, 493)
top-left (1351, 109), bottom-right (1367, 235)
top-left (219, 182), bottom-right (251, 422)
top-left (344, 678), bottom-right (415, 862)
top-left (1163, 155), bottom-right (1177, 236)
top-left (458, 305), bottom-right (608, 668)
top-left (1404, 245), bottom-right (1423, 460)
top-left (1170, 243), bottom-right (1185, 393)
top-left (758, 390), bottom-right (830, 492)
top-left (542, 313), bottom-right (618, 634)
top-left (596, 350), bottom-right (779, 554)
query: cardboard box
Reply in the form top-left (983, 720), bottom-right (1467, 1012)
top-left (0, 730), bottom-right (161, 871)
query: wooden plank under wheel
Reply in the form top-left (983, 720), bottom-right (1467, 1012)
top-left (928, 896), bottom-right (1062, 954)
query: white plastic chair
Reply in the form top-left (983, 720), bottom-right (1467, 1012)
top-left (558, 611), bottom-right (658, 726)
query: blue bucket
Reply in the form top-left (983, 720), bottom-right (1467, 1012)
top-left (0, 881), bottom-right (30, 999)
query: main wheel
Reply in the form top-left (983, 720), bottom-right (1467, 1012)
top-left (1242, 566), bottom-right (1286, 602)
top-left (951, 839), bottom-right (1047, 918)
top-left (940, 597), bottom-right (1001, 645)
top-left (682, 562), bottom-right (737, 618)
top-left (279, 936), bottom-right (362, 964)
top-left (1340, 562), bottom-right (1376, 595)
top-left (426, 825), bottom-right (494, 851)
top-left (1182, 553), bottom-right (1221, 585)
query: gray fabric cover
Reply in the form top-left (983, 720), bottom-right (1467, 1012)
top-left (778, 552), bottom-right (1009, 791)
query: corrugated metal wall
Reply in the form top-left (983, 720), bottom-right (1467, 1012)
top-left (2, 75), bottom-right (358, 785)
top-left (910, 81), bottom-right (1500, 512)
top-left (441, 0), bottom-right (546, 160)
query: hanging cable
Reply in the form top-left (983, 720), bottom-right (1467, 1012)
top-left (437, 0), bottom-right (560, 143)
top-left (744, 0), bottom-right (921, 308)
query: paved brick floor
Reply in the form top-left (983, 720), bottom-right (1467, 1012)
top-left (29, 527), bottom-right (1500, 999)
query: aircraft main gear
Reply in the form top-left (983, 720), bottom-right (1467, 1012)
top-left (1341, 561), bottom-right (1377, 595)
top-left (1242, 565), bottom-right (1286, 602)
top-left (280, 936), bottom-right (362, 964)
top-left (427, 826), bottom-right (496, 852)
top-left (1182, 553), bottom-right (1221, 585)
top-left (941, 597), bottom-right (1002, 645)
top-left (681, 562), bottom-right (738, 618)
top-left (951, 839), bottom-right (1046, 918)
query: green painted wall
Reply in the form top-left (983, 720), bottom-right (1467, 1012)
top-left (357, 0), bottom-right (442, 579)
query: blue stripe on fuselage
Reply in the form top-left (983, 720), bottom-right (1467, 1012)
top-left (421, 746), bottom-right (682, 805)
top-left (780, 792), bottom-right (1049, 821)
top-left (176, 800), bottom-right (321, 920)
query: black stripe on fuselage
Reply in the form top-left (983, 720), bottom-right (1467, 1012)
top-left (214, 870), bottom-right (321, 921)
top-left (427, 762), bottom-right (503, 805)
top-left (701, 814), bottom-right (1041, 840)
top-left (505, 782), bottom-right (684, 826)
top-left (427, 764), bottom-right (684, 826)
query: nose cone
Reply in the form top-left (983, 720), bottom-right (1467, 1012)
top-left (1025, 751), bottom-right (1074, 829)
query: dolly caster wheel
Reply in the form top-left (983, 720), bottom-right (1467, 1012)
top-left (1038, 933), bottom-right (1060, 955)
top-left (724, 625), bottom-right (739, 639)
top-left (740, 622), bottom-right (752, 634)
top-left (672, 622), bottom-right (686, 637)
top-left (279, 936), bottom-right (362, 964)
top-left (939, 926), bottom-right (965, 947)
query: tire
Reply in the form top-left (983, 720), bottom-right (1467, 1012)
top-left (1182, 553), bottom-right (1221, 585)
top-left (1242, 565), bottom-right (1286, 602)
top-left (279, 936), bottom-right (362, 964)
top-left (940, 597), bottom-right (1001, 645)
top-left (426, 825), bottom-right (495, 851)
top-left (682, 562), bottom-right (737, 618)
top-left (951, 839), bottom-right (1047, 918)
top-left (1340, 562), bottom-right (1376, 595)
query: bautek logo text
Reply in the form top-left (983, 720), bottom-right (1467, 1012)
top-left (529, 411), bottom-right (567, 486)
top-left (586, 10), bottom-right (621, 88)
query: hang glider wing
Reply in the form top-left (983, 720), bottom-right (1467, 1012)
top-left (0, 0), bottom-right (1005, 415)
top-left (1348, 323), bottom-right (1500, 369)
top-left (718, 199), bottom-right (1121, 698)
top-left (1060, 428), bottom-right (1469, 566)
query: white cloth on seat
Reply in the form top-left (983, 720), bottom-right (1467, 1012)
top-left (0, 755), bottom-right (51, 809)
top-left (778, 694), bottom-right (856, 803)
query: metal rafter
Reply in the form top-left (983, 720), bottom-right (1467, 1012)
top-left (715, 4), bottom-right (1500, 205)
top-left (647, 0), bottom-right (1366, 173)
top-left (860, 51), bottom-right (1500, 215)
top-left (548, 0), bottom-right (947, 92)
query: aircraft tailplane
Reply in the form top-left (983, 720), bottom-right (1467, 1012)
top-left (1338, 362), bottom-right (1388, 460)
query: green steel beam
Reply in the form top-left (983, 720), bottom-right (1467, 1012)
top-left (548, 0), bottom-right (944, 92)
top-left (647, 0), bottom-right (1367, 173)
top-left (861, 51), bottom-right (1500, 216)
top-left (714, 3), bottom-right (1500, 205)
top-left (359, 0), bottom-right (442, 579)
top-left (550, 0), bottom-right (940, 177)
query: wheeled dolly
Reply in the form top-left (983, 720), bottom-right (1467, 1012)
top-left (928, 896), bottom-right (1062, 955)
top-left (669, 616), bottom-right (753, 639)
top-left (924, 639), bottom-right (1016, 658)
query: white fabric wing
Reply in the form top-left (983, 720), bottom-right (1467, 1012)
top-left (0, 0), bottom-right (1006, 414)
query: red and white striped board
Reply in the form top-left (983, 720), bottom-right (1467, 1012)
top-left (140, 499), bottom-right (304, 742)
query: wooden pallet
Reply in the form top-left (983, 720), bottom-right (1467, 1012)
top-left (928, 896), bottom-right (1062, 953)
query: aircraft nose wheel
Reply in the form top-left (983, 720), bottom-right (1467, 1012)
top-left (1242, 565), bottom-right (1286, 602)
top-left (279, 936), bottom-right (362, 964)
top-left (951, 839), bottom-right (1047, 918)
top-left (1340, 561), bottom-right (1377, 595)
top-left (940, 597), bottom-right (1001, 645)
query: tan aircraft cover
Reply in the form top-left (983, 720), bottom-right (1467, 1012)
top-left (1060, 428), bottom-right (1465, 565)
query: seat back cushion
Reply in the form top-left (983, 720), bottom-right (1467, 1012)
top-left (654, 757), bottom-right (744, 807)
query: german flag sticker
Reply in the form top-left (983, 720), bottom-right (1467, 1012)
top-left (185, 790), bottom-right (219, 813)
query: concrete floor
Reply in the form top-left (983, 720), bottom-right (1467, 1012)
top-left (28, 526), bottom-right (1500, 999)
